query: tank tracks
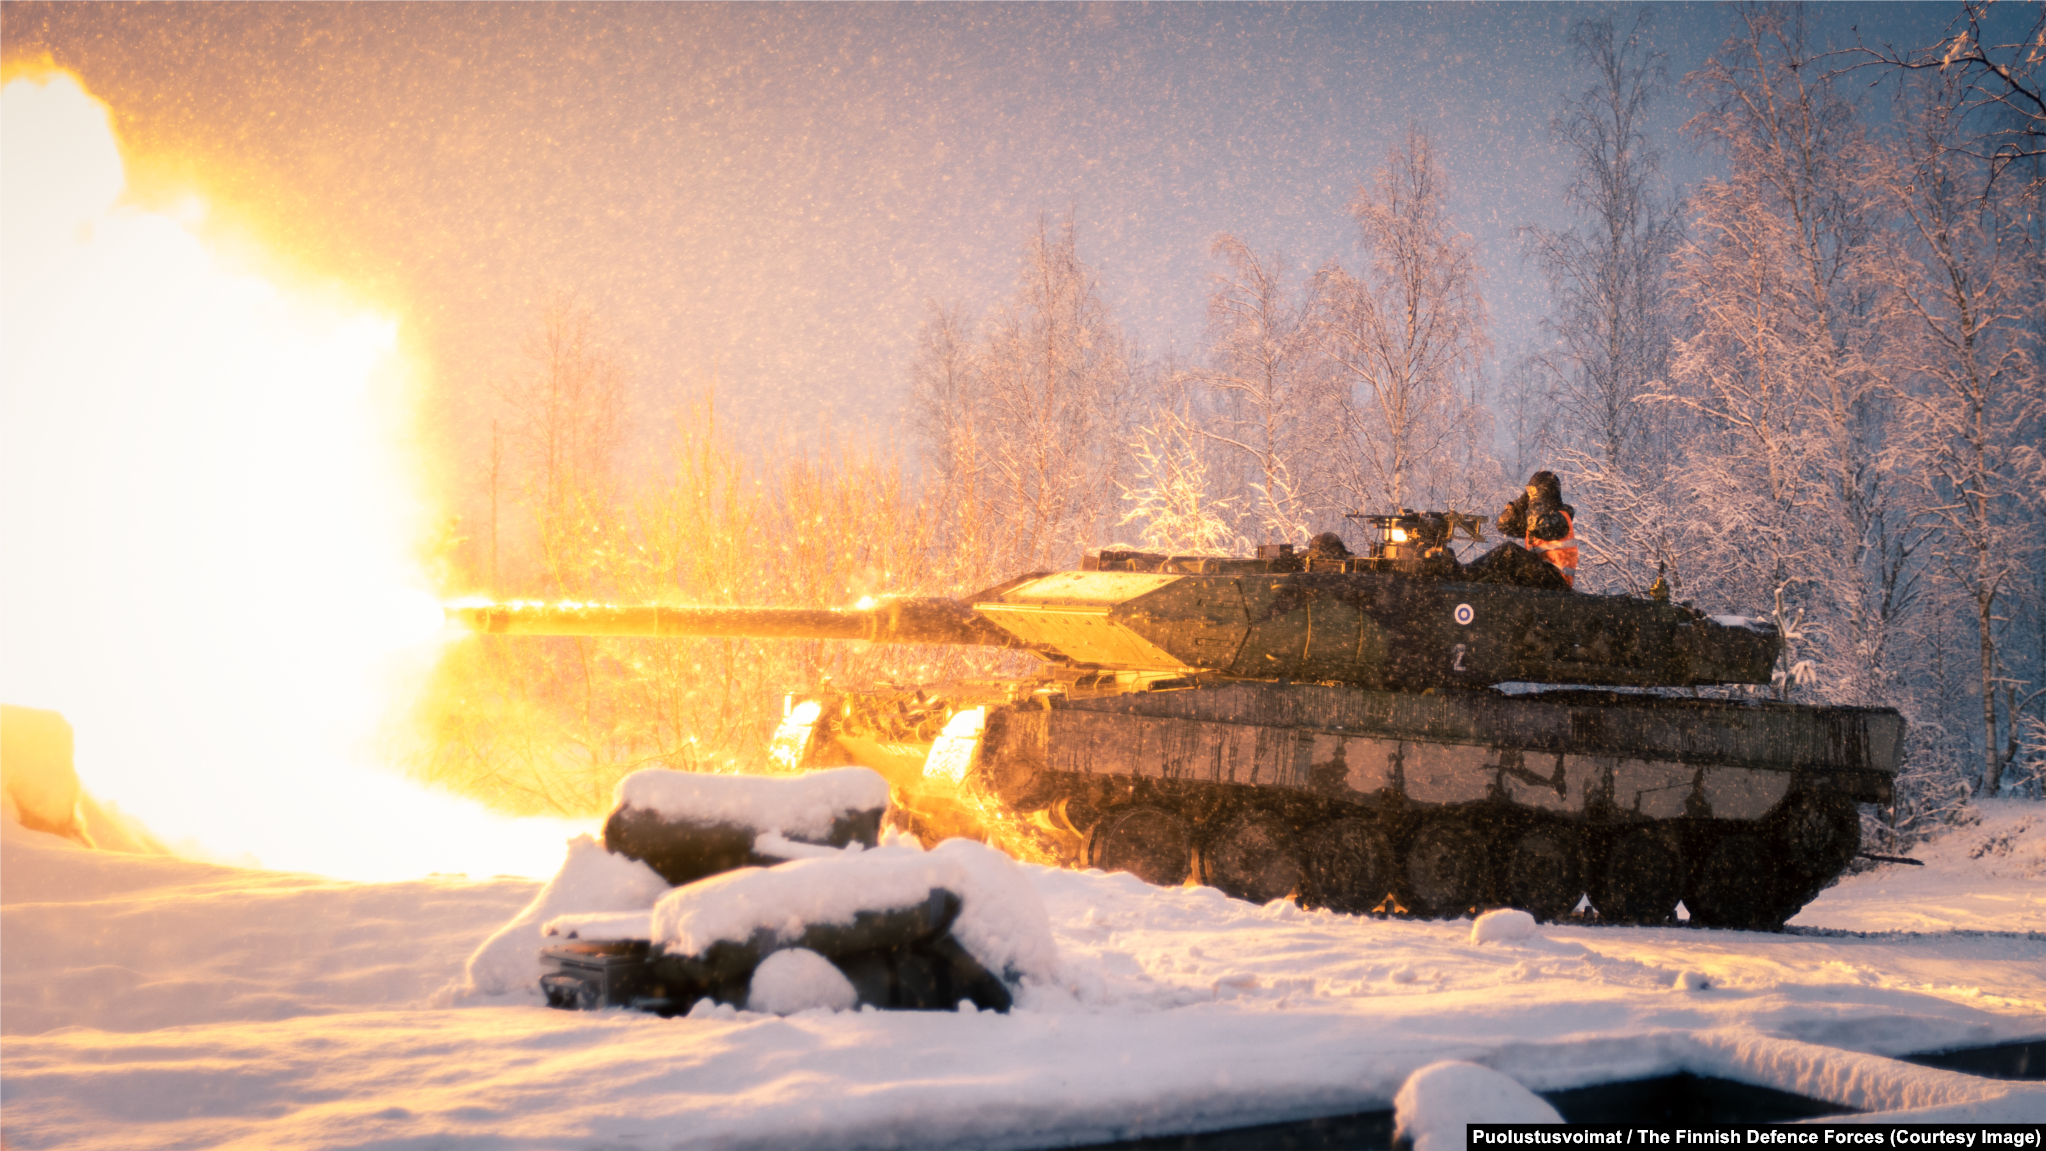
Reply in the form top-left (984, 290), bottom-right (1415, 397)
top-left (848, 680), bottom-right (1898, 932)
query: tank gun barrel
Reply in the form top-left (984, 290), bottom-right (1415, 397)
top-left (452, 564), bottom-right (1782, 690)
top-left (452, 597), bottom-right (1022, 648)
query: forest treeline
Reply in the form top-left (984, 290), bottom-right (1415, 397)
top-left (410, 3), bottom-right (2046, 839)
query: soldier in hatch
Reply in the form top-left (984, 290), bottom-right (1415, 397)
top-left (1463, 470), bottom-right (1578, 590)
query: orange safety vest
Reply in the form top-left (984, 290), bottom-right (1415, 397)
top-left (1528, 509), bottom-right (1578, 588)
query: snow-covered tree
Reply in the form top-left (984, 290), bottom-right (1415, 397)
top-left (1523, 11), bottom-right (1683, 482)
top-left (1835, 0), bottom-right (2046, 191)
top-left (1650, 4), bottom-right (1915, 711)
top-left (1116, 408), bottom-right (1243, 555)
top-left (1191, 236), bottom-right (1332, 542)
top-left (494, 295), bottom-right (627, 597)
top-left (1316, 125), bottom-right (1497, 517)
top-left (1878, 68), bottom-right (2046, 796)
top-left (1517, 11), bottom-right (1689, 593)
top-left (909, 212), bottom-right (1134, 573)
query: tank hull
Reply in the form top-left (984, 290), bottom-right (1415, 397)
top-left (786, 680), bottom-right (1901, 930)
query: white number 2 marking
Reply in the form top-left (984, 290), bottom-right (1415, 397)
top-left (1453, 643), bottom-right (1467, 671)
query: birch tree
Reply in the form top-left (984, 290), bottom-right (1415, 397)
top-left (1523, 11), bottom-right (1683, 492)
top-left (1880, 69), bottom-right (2046, 795)
top-left (1837, 0), bottom-right (2046, 190)
top-left (1653, 3), bottom-right (1912, 708)
top-left (905, 300), bottom-right (1003, 590)
top-left (496, 296), bottom-right (627, 596)
top-left (909, 212), bottom-right (1134, 573)
top-left (1116, 407), bottom-right (1242, 555)
top-left (1193, 236), bottom-right (1333, 541)
top-left (1317, 126), bottom-right (1496, 516)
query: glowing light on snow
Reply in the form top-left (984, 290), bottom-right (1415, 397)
top-left (921, 707), bottom-right (986, 785)
top-left (0, 73), bottom-right (587, 880)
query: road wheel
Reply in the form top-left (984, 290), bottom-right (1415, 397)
top-left (1687, 833), bottom-right (1786, 931)
top-left (1197, 809), bottom-right (1302, 904)
top-left (1589, 829), bottom-right (1682, 925)
top-left (1299, 816), bottom-right (1395, 914)
top-left (1397, 817), bottom-right (1490, 919)
top-left (1085, 805), bottom-right (1193, 888)
top-left (1498, 825), bottom-right (1583, 922)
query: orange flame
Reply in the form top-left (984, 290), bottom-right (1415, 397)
top-left (0, 72), bottom-right (587, 879)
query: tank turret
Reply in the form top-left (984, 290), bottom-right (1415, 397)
top-left (453, 556), bottom-right (1779, 693)
top-left (449, 522), bottom-right (1901, 933)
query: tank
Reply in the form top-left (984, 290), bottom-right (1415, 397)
top-left (452, 517), bottom-right (1902, 931)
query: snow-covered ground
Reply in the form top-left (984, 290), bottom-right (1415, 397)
top-left (3, 801), bottom-right (2043, 1150)
top-left (1787, 804), bottom-right (2046, 934)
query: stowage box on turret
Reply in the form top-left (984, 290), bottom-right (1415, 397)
top-left (455, 518), bottom-right (1902, 931)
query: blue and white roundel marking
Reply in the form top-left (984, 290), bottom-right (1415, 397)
top-left (1454, 603), bottom-right (1474, 626)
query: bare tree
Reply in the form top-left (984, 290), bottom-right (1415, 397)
top-left (1835, 0), bottom-right (2046, 189)
top-left (1879, 68), bottom-right (2046, 795)
top-left (910, 212), bottom-right (1133, 572)
top-left (495, 295), bottom-right (626, 596)
top-left (905, 300), bottom-right (1003, 590)
top-left (906, 300), bottom-right (979, 499)
top-left (1495, 348), bottom-right (1561, 505)
top-left (1652, 3), bottom-right (1914, 710)
top-left (1192, 236), bottom-right (1332, 541)
top-left (1523, 10), bottom-right (1683, 483)
top-left (1316, 125), bottom-right (1496, 516)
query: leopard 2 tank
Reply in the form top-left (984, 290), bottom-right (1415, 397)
top-left (453, 517), bottom-right (1901, 931)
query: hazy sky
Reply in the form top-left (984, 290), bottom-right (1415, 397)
top-left (4, 2), bottom-right (1958, 473)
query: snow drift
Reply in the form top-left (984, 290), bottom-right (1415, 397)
top-left (460, 833), bottom-right (670, 997)
top-left (5, 785), bottom-right (2044, 1149)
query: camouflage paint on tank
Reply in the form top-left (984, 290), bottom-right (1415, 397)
top-left (968, 680), bottom-right (1900, 821)
top-left (454, 566), bottom-right (1779, 694)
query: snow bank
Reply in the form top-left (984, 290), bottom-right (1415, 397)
top-left (1685, 1030), bottom-right (2046, 1120)
top-left (1394, 1062), bottom-right (1560, 1150)
top-left (8, 812), bottom-right (2046, 1150)
top-left (1, 814), bottom-right (536, 1036)
top-left (461, 834), bottom-right (669, 996)
top-left (1793, 797), bottom-right (2046, 932)
top-left (1906, 800), bottom-right (2044, 882)
top-left (616, 765), bottom-right (889, 840)
top-left (652, 837), bottom-right (1058, 983)
top-left (747, 947), bottom-right (858, 1014)
top-left (1468, 1028), bottom-right (2046, 1121)
top-left (1470, 908), bottom-right (1538, 944)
